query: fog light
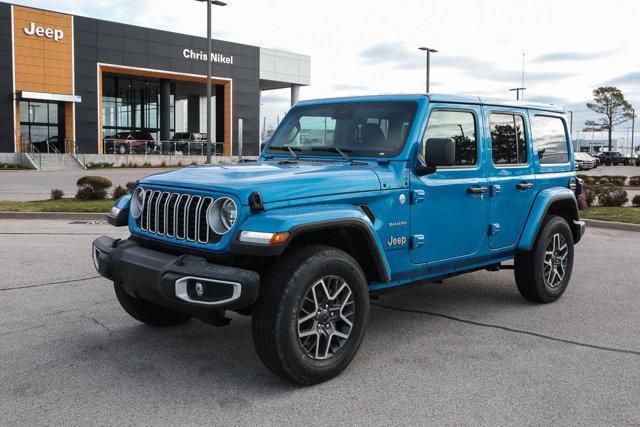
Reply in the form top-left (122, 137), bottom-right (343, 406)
top-left (195, 282), bottom-right (204, 297)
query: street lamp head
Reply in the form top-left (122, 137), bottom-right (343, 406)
top-left (419, 47), bottom-right (438, 53)
top-left (195, 0), bottom-right (227, 4)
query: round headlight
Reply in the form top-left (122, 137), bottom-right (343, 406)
top-left (207, 197), bottom-right (237, 235)
top-left (131, 187), bottom-right (145, 219)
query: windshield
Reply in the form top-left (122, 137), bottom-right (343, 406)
top-left (267, 101), bottom-right (418, 158)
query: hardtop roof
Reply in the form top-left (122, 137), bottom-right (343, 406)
top-left (296, 93), bottom-right (566, 114)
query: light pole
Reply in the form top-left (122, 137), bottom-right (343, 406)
top-left (196, 0), bottom-right (227, 164)
top-left (418, 47), bottom-right (437, 93)
top-left (509, 87), bottom-right (526, 100)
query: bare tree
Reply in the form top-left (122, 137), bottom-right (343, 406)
top-left (583, 86), bottom-right (634, 151)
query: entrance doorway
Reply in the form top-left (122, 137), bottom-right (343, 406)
top-left (19, 100), bottom-right (65, 153)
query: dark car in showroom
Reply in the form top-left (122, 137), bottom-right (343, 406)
top-left (171, 132), bottom-right (224, 155)
top-left (104, 131), bottom-right (156, 154)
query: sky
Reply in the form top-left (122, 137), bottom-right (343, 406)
top-left (12, 0), bottom-right (640, 143)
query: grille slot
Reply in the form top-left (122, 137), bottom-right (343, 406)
top-left (138, 190), bottom-right (221, 244)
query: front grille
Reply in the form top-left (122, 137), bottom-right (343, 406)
top-left (139, 190), bottom-right (220, 244)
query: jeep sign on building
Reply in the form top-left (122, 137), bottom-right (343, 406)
top-left (0, 2), bottom-right (310, 156)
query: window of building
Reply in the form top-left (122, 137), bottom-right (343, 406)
top-left (102, 76), bottom-right (175, 142)
top-left (533, 116), bottom-right (569, 164)
top-left (421, 110), bottom-right (477, 166)
top-left (490, 113), bottom-right (528, 165)
top-left (19, 100), bottom-right (62, 151)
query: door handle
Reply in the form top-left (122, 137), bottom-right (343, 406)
top-left (516, 182), bottom-right (534, 190)
top-left (467, 185), bottom-right (488, 195)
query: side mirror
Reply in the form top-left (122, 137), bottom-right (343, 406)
top-left (415, 163), bottom-right (437, 176)
top-left (424, 138), bottom-right (456, 167)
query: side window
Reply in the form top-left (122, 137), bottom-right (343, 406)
top-left (422, 110), bottom-right (477, 166)
top-left (490, 113), bottom-right (528, 165)
top-left (533, 116), bottom-right (569, 164)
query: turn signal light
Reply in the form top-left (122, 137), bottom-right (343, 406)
top-left (269, 232), bottom-right (290, 245)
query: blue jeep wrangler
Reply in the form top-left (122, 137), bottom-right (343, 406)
top-left (93, 94), bottom-right (585, 385)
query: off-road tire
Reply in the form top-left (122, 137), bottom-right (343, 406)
top-left (604, 158), bottom-right (612, 166)
top-left (252, 245), bottom-right (369, 385)
top-left (514, 215), bottom-right (574, 303)
top-left (114, 282), bottom-right (190, 326)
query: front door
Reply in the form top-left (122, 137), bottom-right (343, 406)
top-left (484, 107), bottom-right (536, 249)
top-left (410, 104), bottom-right (489, 265)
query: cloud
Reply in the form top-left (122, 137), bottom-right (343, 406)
top-left (261, 93), bottom-right (290, 104)
top-left (359, 42), bottom-right (575, 84)
top-left (531, 50), bottom-right (618, 63)
top-left (332, 84), bottom-right (369, 91)
top-left (605, 72), bottom-right (640, 86)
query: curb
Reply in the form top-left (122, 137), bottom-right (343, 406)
top-left (0, 211), bottom-right (108, 221)
top-left (583, 218), bottom-right (640, 232)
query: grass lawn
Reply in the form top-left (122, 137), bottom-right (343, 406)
top-left (0, 198), bottom-right (113, 213)
top-left (581, 207), bottom-right (640, 224)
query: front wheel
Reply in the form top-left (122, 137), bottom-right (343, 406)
top-left (252, 245), bottom-right (369, 385)
top-left (514, 216), bottom-right (574, 303)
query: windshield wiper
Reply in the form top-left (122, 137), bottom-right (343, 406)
top-left (270, 146), bottom-right (301, 160)
top-left (310, 147), bottom-right (355, 163)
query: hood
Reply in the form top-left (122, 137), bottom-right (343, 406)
top-left (139, 160), bottom-right (382, 205)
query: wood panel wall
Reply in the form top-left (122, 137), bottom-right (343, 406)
top-left (13, 5), bottom-right (73, 95)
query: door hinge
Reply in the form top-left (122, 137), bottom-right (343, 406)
top-left (489, 223), bottom-right (501, 235)
top-left (410, 189), bottom-right (425, 204)
top-left (411, 234), bottom-right (425, 249)
top-left (490, 184), bottom-right (501, 197)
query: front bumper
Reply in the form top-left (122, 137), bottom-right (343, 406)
top-left (92, 236), bottom-right (260, 318)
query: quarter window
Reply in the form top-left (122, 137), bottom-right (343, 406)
top-left (422, 110), bottom-right (477, 166)
top-left (490, 113), bottom-right (527, 165)
top-left (533, 116), bottom-right (569, 164)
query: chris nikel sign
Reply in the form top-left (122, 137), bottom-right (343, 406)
top-left (23, 22), bottom-right (64, 42)
top-left (182, 48), bottom-right (233, 65)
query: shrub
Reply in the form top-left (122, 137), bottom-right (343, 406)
top-left (598, 189), bottom-right (628, 207)
top-left (583, 187), bottom-right (596, 207)
top-left (632, 195), bottom-right (640, 207)
top-left (50, 188), bottom-right (64, 200)
top-left (583, 176), bottom-right (596, 185)
top-left (125, 181), bottom-right (135, 193)
top-left (629, 176), bottom-right (640, 187)
top-left (76, 175), bottom-right (112, 200)
top-left (112, 185), bottom-right (128, 199)
top-left (611, 176), bottom-right (627, 186)
top-left (86, 162), bottom-right (114, 169)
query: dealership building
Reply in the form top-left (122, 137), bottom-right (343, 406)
top-left (0, 1), bottom-right (310, 162)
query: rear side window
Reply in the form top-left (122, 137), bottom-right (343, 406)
top-left (422, 110), bottom-right (477, 166)
top-left (489, 113), bottom-right (527, 165)
top-left (533, 116), bottom-right (569, 164)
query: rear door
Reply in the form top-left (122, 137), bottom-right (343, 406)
top-left (410, 104), bottom-right (489, 264)
top-left (484, 107), bottom-right (536, 250)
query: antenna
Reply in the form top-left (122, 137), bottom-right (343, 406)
top-left (521, 52), bottom-right (525, 90)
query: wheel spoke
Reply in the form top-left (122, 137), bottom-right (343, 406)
top-left (297, 275), bottom-right (355, 361)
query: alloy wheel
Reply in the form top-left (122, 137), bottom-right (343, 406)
top-left (543, 233), bottom-right (568, 290)
top-left (297, 275), bottom-right (355, 360)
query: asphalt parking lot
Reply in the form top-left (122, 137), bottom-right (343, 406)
top-left (1, 220), bottom-right (639, 424)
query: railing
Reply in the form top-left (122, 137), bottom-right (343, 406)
top-left (102, 139), bottom-right (225, 156)
top-left (68, 139), bottom-right (86, 168)
top-left (20, 136), bottom-right (42, 170)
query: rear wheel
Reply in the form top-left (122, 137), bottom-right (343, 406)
top-left (114, 282), bottom-right (191, 326)
top-left (605, 158), bottom-right (612, 166)
top-left (252, 245), bottom-right (369, 385)
top-left (514, 216), bottom-right (574, 303)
